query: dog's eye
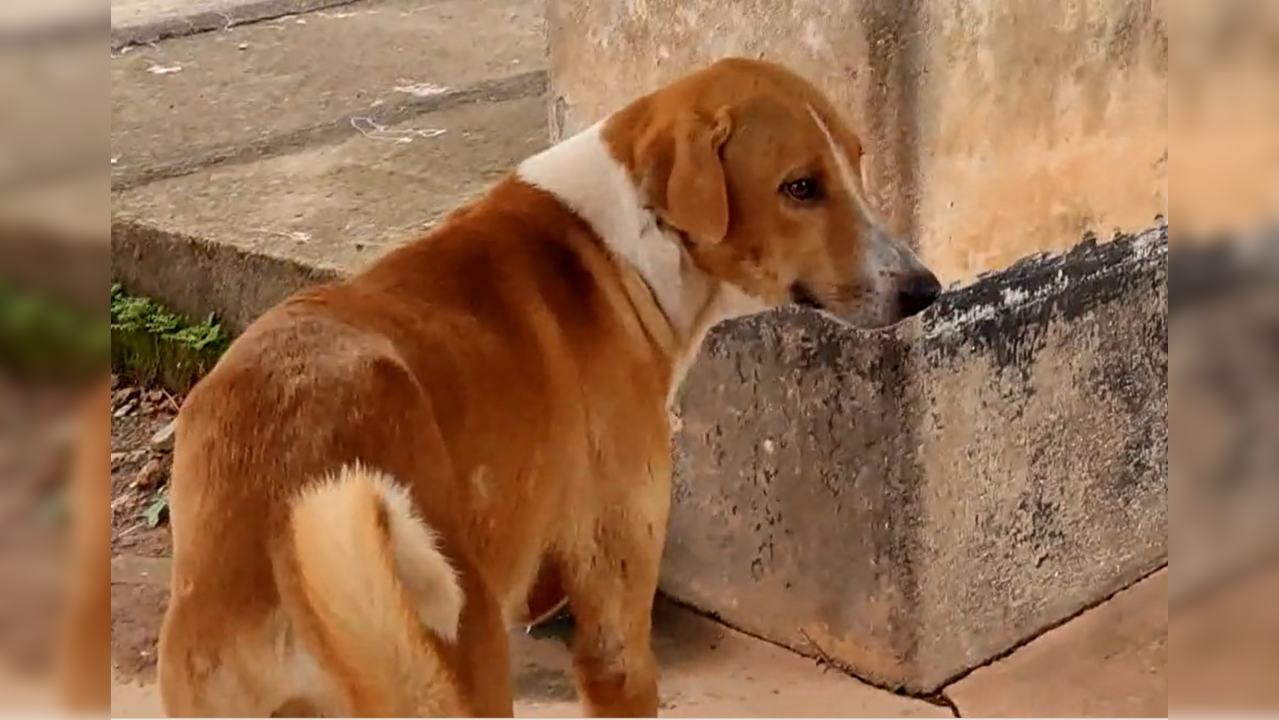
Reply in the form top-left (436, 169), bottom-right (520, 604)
top-left (781, 178), bottom-right (822, 202)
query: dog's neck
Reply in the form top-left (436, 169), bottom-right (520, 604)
top-left (517, 121), bottom-right (761, 393)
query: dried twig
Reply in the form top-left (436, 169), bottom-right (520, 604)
top-left (161, 390), bottom-right (181, 413)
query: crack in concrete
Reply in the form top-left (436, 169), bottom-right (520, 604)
top-left (935, 560), bottom-right (1169, 701)
top-left (110, 0), bottom-right (363, 50)
top-left (659, 558), bottom-right (1167, 719)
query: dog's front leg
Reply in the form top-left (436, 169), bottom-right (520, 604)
top-left (558, 478), bottom-right (670, 717)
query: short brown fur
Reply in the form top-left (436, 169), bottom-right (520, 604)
top-left (157, 58), bottom-right (938, 718)
top-left (605, 58), bottom-right (898, 324)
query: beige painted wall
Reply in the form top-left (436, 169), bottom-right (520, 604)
top-left (547, 0), bottom-right (1168, 284)
top-left (1170, 0), bottom-right (1279, 240)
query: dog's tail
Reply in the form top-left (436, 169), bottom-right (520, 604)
top-left (287, 463), bottom-right (468, 717)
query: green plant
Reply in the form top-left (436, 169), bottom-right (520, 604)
top-left (143, 488), bottom-right (170, 528)
top-left (110, 283), bottom-right (231, 393)
top-left (0, 280), bottom-right (110, 379)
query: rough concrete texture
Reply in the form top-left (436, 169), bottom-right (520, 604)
top-left (946, 569), bottom-right (1167, 717)
top-left (1, 33), bottom-right (104, 189)
top-left (103, 555), bottom-right (949, 718)
top-left (113, 95), bottom-right (550, 333)
top-left (663, 224), bottom-right (1168, 692)
top-left (546, 0), bottom-right (1167, 284)
top-left (1167, 235), bottom-right (1279, 603)
top-left (111, 0), bottom-right (546, 186)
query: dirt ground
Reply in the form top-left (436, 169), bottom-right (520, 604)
top-left (0, 372), bottom-right (83, 677)
top-left (0, 369), bottom-right (178, 686)
top-left (0, 371), bottom-right (180, 686)
top-left (108, 380), bottom-right (176, 559)
top-left (107, 377), bottom-right (178, 683)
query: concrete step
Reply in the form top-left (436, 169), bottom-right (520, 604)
top-left (110, 0), bottom-right (547, 189)
top-left (113, 93), bottom-right (550, 333)
top-left (0, 171), bottom-right (109, 313)
top-left (107, 0), bottom-right (551, 332)
top-left (111, 0), bottom-right (361, 47)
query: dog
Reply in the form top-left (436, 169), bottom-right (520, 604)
top-left (56, 376), bottom-right (112, 713)
top-left (156, 57), bottom-right (942, 718)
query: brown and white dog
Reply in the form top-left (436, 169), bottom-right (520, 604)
top-left (156, 57), bottom-right (941, 718)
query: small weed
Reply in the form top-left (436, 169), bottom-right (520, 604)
top-left (0, 279), bottom-right (110, 379)
top-left (142, 489), bottom-right (170, 528)
top-left (111, 283), bottom-right (231, 394)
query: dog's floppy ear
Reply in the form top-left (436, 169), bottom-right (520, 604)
top-left (647, 110), bottom-right (733, 244)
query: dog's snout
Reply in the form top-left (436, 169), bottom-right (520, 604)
top-left (897, 270), bottom-right (942, 318)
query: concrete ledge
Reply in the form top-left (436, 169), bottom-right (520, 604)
top-left (112, 94), bottom-right (550, 333)
top-left (111, 0), bottom-right (547, 190)
top-left (112, 218), bottom-right (340, 334)
top-left (110, 0), bottom-right (358, 49)
top-left (0, 172), bottom-right (108, 316)
top-left (663, 224), bottom-right (1168, 692)
top-left (112, 69), bottom-right (547, 192)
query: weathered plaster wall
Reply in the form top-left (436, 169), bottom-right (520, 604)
top-left (915, 0), bottom-right (1166, 278)
top-left (547, 0), bottom-right (1167, 283)
top-left (1170, 0), bottom-right (1279, 238)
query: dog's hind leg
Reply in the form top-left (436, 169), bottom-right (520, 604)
top-left (159, 599), bottom-right (334, 718)
top-left (157, 633), bottom-right (276, 717)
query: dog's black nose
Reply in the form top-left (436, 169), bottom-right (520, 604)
top-left (898, 270), bottom-right (942, 317)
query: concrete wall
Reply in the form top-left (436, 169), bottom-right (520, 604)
top-left (1170, 0), bottom-right (1279, 238)
top-left (664, 226), bottom-right (1168, 691)
top-left (547, 0), bottom-right (1167, 284)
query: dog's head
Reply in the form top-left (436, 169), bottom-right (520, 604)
top-left (605, 57), bottom-right (941, 329)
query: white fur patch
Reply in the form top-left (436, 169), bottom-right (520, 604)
top-left (517, 120), bottom-right (769, 387)
top-left (517, 123), bottom-right (692, 332)
top-left (300, 464), bottom-right (465, 644)
top-left (366, 470), bottom-right (466, 643)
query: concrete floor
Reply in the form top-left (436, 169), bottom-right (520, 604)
top-left (2, 567), bottom-right (1190, 717)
